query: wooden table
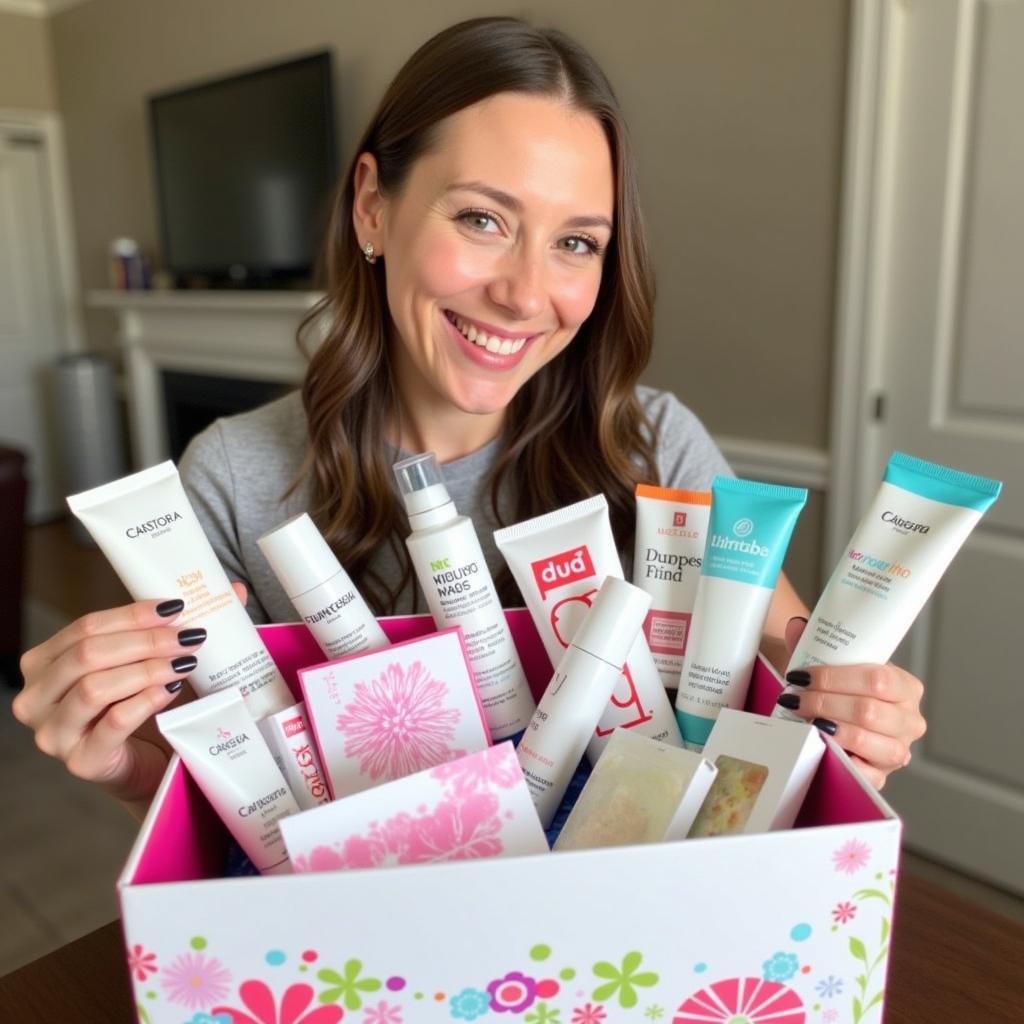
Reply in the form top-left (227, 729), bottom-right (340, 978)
top-left (1, 872), bottom-right (1021, 1021)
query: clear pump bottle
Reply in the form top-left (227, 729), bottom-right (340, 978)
top-left (394, 452), bottom-right (535, 740)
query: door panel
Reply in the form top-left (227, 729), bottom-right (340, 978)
top-left (863, 0), bottom-right (1024, 892)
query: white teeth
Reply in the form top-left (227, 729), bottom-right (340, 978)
top-left (449, 311), bottom-right (530, 356)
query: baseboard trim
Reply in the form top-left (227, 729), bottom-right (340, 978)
top-left (715, 436), bottom-right (830, 491)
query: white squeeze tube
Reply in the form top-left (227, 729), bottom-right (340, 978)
top-left (257, 513), bottom-right (390, 660)
top-left (67, 461), bottom-right (293, 720)
top-left (675, 476), bottom-right (807, 751)
top-left (494, 494), bottom-right (683, 763)
top-left (633, 484), bottom-right (712, 688)
top-left (517, 576), bottom-right (652, 828)
top-left (774, 451), bottom-right (1002, 721)
top-left (394, 452), bottom-right (535, 740)
top-left (157, 688), bottom-right (300, 874)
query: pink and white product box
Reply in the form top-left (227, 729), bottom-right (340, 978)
top-left (281, 742), bottom-right (547, 873)
top-left (298, 626), bottom-right (491, 799)
top-left (119, 611), bottom-right (902, 1024)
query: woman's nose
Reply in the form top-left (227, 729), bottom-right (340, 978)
top-left (486, 244), bottom-right (546, 321)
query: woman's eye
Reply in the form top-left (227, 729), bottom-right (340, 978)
top-left (458, 210), bottom-right (500, 233)
top-left (558, 235), bottom-right (604, 257)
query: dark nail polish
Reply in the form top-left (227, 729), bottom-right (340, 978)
top-left (165, 680), bottom-right (183, 693)
top-left (777, 692), bottom-right (801, 710)
top-left (156, 599), bottom-right (185, 618)
top-left (813, 717), bottom-right (838, 736)
top-left (786, 670), bottom-right (812, 687)
top-left (177, 628), bottom-right (207, 647)
top-left (170, 655), bottom-right (197, 675)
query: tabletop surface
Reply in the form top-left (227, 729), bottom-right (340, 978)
top-left (1, 871), bottom-right (1021, 1022)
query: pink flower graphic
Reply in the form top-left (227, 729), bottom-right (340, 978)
top-left (832, 900), bottom-right (858, 924)
top-left (293, 794), bottom-right (506, 873)
top-left (400, 793), bottom-right (505, 863)
top-left (823, 1010), bottom-right (839, 1022)
top-left (487, 971), bottom-right (538, 1013)
top-left (832, 838), bottom-right (871, 874)
top-left (214, 980), bottom-right (343, 1024)
top-left (126, 943), bottom-right (158, 982)
top-left (572, 1004), bottom-right (607, 1023)
top-left (431, 744), bottom-right (523, 795)
top-left (336, 660), bottom-right (465, 780)
top-left (161, 952), bottom-right (232, 1010)
top-left (674, 976), bottom-right (804, 1024)
top-left (363, 1000), bottom-right (402, 1023)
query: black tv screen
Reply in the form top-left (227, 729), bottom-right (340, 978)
top-left (149, 52), bottom-right (337, 285)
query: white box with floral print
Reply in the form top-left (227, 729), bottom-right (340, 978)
top-left (118, 611), bottom-right (901, 1024)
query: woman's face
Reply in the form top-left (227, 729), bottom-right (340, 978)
top-left (356, 92), bottom-right (615, 421)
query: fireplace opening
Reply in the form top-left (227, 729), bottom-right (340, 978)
top-left (162, 371), bottom-right (290, 462)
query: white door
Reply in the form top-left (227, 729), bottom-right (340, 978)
top-left (849, 0), bottom-right (1024, 893)
top-left (0, 128), bottom-right (64, 520)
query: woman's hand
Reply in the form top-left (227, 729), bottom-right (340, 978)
top-left (778, 616), bottom-right (928, 790)
top-left (12, 583), bottom-right (245, 807)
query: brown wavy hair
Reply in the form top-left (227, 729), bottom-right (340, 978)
top-left (293, 16), bottom-right (660, 614)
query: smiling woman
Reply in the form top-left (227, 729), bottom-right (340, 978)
top-left (293, 17), bottom-right (660, 617)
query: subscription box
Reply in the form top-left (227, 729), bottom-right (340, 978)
top-left (119, 611), bottom-right (900, 1024)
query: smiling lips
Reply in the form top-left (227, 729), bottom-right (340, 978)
top-left (444, 310), bottom-right (535, 355)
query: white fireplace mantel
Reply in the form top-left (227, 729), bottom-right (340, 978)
top-left (87, 289), bottom-right (323, 468)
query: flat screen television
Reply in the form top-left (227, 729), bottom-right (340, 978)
top-left (149, 51), bottom-right (337, 287)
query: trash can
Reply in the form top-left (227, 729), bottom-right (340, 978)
top-left (53, 354), bottom-right (127, 546)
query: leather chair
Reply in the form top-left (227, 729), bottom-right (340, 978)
top-left (0, 446), bottom-right (28, 687)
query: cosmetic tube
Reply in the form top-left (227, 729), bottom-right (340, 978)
top-left (675, 476), bottom-right (807, 750)
top-left (157, 688), bottom-right (300, 874)
top-left (68, 462), bottom-right (292, 719)
top-left (257, 701), bottom-right (331, 811)
top-left (257, 513), bottom-right (389, 660)
top-left (494, 495), bottom-right (682, 763)
top-left (394, 452), bottom-right (535, 740)
top-left (775, 452), bottom-right (1002, 721)
top-left (633, 485), bottom-right (712, 688)
top-left (517, 576), bottom-right (652, 828)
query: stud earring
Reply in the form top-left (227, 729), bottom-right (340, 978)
top-left (361, 241), bottom-right (378, 264)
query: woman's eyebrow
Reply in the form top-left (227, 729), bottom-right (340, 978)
top-left (445, 180), bottom-right (612, 232)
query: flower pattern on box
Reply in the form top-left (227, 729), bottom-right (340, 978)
top-left (335, 660), bottom-right (465, 781)
top-left (126, 833), bottom-right (897, 1023)
top-left (213, 980), bottom-right (343, 1024)
top-left (161, 952), bottom-right (232, 1010)
top-left (674, 977), bottom-right (804, 1024)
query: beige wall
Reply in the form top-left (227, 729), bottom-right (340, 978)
top-left (48, 0), bottom-right (847, 594)
top-left (0, 10), bottom-right (58, 111)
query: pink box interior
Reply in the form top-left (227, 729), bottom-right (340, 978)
top-left (129, 611), bottom-right (886, 885)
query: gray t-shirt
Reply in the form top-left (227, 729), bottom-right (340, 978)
top-left (179, 386), bottom-right (731, 623)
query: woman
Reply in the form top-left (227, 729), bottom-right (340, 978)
top-left (13, 18), bottom-right (925, 816)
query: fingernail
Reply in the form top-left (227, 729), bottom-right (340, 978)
top-left (813, 717), bottom-right (838, 736)
top-left (170, 655), bottom-right (197, 674)
top-left (777, 693), bottom-right (801, 710)
top-left (786, 670), bottom-right (812, 687)
top-left (165, 680), bottom-right (183, 693)
top-left (788, 615), bottom-right (809, 626)
top-left (156, 599), bottom-right (185, 617)
top-left (177, 628), bottom-right (207, 647)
